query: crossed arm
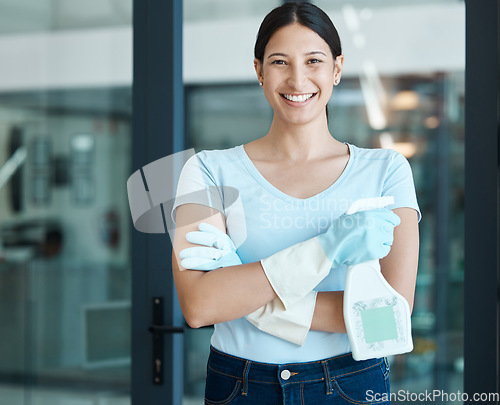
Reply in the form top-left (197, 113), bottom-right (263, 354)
top-left (172, 203), bottom-right (419, 333)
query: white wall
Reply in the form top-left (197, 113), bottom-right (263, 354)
top-left (0, 2), bottom-right (464, 91)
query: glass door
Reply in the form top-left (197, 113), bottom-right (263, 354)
top-left (0, 2), bottom-right (133, 404)
top-left (182, 0), bottom-right (465, 402)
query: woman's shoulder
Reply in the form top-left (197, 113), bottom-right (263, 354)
top-left (185, 145), bottom-right (247, 181)
top-left (179, 145), bottom-right (244, 177)
top-left (194, 145), bottom-right (243, 164)
top-left (349, 143), bottom-right (401, 162)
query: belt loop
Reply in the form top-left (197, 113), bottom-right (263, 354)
top-left (241, 360), bottom-right (251, 396)
top-left (321, 360), bottom-right (333, 395)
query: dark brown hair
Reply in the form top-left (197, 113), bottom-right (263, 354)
top-left (254, 2), bottom-right (342, 62)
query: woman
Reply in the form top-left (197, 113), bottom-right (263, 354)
top-left (172, 2), bottom-right (420, 404)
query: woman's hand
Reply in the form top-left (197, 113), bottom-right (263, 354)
top-left (179, 223), bottom-right (242, 270)
top-left (318, 208), bottom-right (401, 268)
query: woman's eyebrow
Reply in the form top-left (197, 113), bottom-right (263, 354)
top-left (306, 51), bottom-right (327, 57)
top-left (267, 50), bottom-right (327, 59)
top-left (267, 52), bottom-right (288, 59)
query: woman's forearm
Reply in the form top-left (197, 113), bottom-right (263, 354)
top-left (172, 255), bottom-right (277, 328)
top-left (173, 204), bottom-right (278, 327)
top-left (310, 291), bottom-right (346, 333)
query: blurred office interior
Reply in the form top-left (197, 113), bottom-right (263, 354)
top-left (0, 0), bottom-right (467, 404)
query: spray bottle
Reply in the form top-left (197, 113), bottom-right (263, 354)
top-left (343, 196), bottom-right (413, 361)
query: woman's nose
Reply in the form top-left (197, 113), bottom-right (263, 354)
top-left (287, 65), bottom-right (308, 89)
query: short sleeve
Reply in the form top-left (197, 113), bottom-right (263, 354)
top-left (382, 152), bottom-right (421, 222)
top-left (171, 153), bottom-right (224, 223)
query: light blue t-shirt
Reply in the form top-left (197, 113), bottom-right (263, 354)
top-left (173, 143), bottom-right (421, 364)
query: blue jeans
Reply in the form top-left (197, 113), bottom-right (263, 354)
top-left (205, 346), bottom-right (391, 405)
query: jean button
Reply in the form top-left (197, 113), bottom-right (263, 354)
top-left (281, 369), bottom-right (291, 380)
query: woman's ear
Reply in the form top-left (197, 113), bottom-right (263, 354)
top-left (254, 58), bottom-right (264, 84)
top-left (334, 55), bottom-right (344, 83)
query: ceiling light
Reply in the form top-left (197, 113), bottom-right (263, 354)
top-left (392, 91), bottom-right (419, 111)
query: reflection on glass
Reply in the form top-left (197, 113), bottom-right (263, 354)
top-left (0, 1), bottom-right (132, 404)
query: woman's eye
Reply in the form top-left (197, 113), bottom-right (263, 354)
top-left (271, 60), bottom-right (286, 65)
top-left (308, 59), bottom-right (322, 64)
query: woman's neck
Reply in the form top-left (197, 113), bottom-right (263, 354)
top-left (258, 116), bottom-right (343, 162)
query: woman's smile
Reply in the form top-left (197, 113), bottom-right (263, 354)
top-left (280, 92), bottom-right (318, 106)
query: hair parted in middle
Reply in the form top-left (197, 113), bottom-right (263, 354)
top-left (254, 2), bottom-right (342, 63)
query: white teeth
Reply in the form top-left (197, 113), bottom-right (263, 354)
top-left (283, 93), bottom-right (314, 102)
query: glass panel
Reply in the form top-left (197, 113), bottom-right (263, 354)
top-left (0, 2), bottom-right (132, 405)
top-left (184, 0), bottom-right (280, 22)
top-left (0, 0), bottom-right (132, 35)
top-left (183, 1), bottom-right (464, 403)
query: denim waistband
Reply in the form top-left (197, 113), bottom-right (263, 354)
top-left (208, 345), bottom-right (386, 394)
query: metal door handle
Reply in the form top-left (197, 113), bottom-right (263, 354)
top-left (149, 297), bottom-right (184, 385)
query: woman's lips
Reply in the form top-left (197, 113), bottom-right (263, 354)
top-left (280, 92), bottom-right (317, 106)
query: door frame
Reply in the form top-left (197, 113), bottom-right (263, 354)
top-left (131, 0), bottom-right (185, 404)
top-left (464, 0), bottom-right (500, 400)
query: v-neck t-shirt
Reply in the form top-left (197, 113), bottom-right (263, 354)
top-left (172, 143), bottom-right (421, 364)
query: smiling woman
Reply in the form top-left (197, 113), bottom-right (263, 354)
top-left (172, 2), bottom-right (420, 404)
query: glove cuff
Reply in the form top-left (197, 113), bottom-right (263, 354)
top-left (247, 291), bottom-right (318, 346)
top-left (260, 237), bottom-right (331, 309)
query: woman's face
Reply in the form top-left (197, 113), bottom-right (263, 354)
top-left (255, 23), bottom-right (343, 127)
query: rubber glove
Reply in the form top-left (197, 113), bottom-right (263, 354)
top-left (180, 224), bottom-right (316, 345)
top-left (179, 223), bottom-right (242, 270)
top-left (260, 204), bottom-right (400, 309)
top-left (246, 292), bottom-right (318, 345)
